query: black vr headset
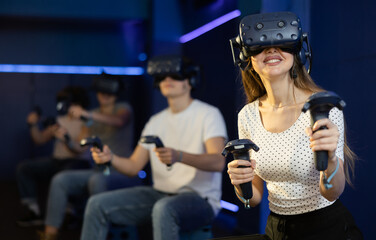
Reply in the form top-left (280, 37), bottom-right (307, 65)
top-left (56, 86), bottom-right (89, 115)
top-left (92, 72), bottom-right (123, 95)
top-left (147, 55), bottom-right (201, 89)
top-left (230, 11), bottom-right (312, 73)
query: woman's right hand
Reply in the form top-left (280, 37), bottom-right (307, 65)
top-left (91, 145), bottom-right (112, 164)
top-left (227, 159), bottom-right (256, 187)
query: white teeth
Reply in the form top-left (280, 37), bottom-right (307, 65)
top-left (265, 59), bottom-right (281, 63)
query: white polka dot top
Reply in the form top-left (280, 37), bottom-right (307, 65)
top-left (238, 99), bottom-right (345, 215)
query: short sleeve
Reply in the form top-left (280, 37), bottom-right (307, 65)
top-left (138, 117), bottom-right (153, 150)
top-left (202, 107), bottom-right (228, 142)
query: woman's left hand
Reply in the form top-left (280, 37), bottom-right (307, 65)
top-left (305, 118), bottom-right (339, 162)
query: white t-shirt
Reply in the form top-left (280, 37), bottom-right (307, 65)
top-left (238, 99), bottom-right (344, 215)
top-left (140, 99), bottom-right (227, 214)
top-left (90, 102), bottom-right (134, 157)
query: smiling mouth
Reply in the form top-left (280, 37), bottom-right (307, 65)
top-left (265, 59), bottom-right (282, 64)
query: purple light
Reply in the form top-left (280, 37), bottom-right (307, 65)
top-left (0, 64), bottom-right (144, 75)
top-left (220, 200), bottom-right (239, 212)
top-left (179, 9), bottom-right (241, 43)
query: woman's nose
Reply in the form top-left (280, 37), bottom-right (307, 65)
top-left (265, 47), bottom-right (278, 53)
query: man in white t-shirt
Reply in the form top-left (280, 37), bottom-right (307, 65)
top-left (80, 55), bottom-right (228, 240)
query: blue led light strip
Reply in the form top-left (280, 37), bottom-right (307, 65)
top-left (179, 9), bottom-right (241, 43)
top-left (220, 200), bottom-right (239, 212)
top-left (0, 64), bottom-right (144, 75)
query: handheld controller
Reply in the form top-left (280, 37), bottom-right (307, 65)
top-left (140, 135), bottom-right (172, 170)
top-left (222, 139), bottom-right (260, 208)
top-left (80, 136), bottom-right (111, 175)
top-left (302, 91), bottom-right (346, 171)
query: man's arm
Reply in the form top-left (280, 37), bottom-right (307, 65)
top-left (154, 136), bottom-right (226, 172)
top-left (92, 144), bottom-right (150, 177)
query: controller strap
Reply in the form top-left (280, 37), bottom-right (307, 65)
top-left (323, 156), bottom-right (340, 189)
top-left (234, 187), bottom-right (251, 209)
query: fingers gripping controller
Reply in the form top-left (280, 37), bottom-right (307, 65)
top-left (302, 91), bottom-right (346, 171)
top-left (222, 139), bottom-right (260, 209)
top-left (140, 135), bottom-right (172, 170)
top-left (80, 136), bottom-right (111, 176)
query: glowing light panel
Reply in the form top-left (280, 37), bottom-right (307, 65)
top-left (0, 64), bottom-right (144, 75)
top-left (220, 200), bottom-right (239, 212)
top-left (179, 9), bottom-right (241, 43)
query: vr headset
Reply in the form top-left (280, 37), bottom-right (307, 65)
top-left (56, 86), bottom-right (89, 115)
top-left (92, 73), bottom-right (123, 95)
top-left (147, 55), bottom-right (201, 89)
top-left (230, 11), bottom-right (312, 73)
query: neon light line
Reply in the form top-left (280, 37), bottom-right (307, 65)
top-left (0, 64), bottom-right (144, 75)
top-left (220, 200), bottom-right (239, 212)
top-left (179, 9), bottom-right (241, 43)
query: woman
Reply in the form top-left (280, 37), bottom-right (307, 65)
top-left (227, 12), bottom-right (362, 240)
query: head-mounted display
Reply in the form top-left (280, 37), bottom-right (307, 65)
top-left (147, 55), bottom-right (200, 89)
top-left (230, 11), bottom-right (312, 72)
top-left (92, 73), bottom-right (123, 95)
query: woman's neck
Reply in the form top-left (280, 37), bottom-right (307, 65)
top-left (261, 75), bottom-right (301, 108)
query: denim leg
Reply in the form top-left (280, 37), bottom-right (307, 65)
top-left (81, 186), bottom-right (164, 240)
top-left (88, 168), bottom-right (142, 195)
top-left (45, 169), bottom-right (93, 228)
top-left (152, 192), bottom-right (215, 240)
top-left (104, 168), bottom-right (143, 191)
top-left (87, 171), bottom-right (108, 195)
top-left (16, 157), bottom-right (55, 200)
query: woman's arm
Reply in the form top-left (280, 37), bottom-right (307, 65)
top-left (306, 118), bottom-right (346, 201)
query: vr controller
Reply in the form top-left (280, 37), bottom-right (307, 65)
top-left (31, 106), bottom-right (71, 142)
top-left (302, 91), bottom-right (346, 171)
top-left (140, 135), bottom-right (172, 170)
top-left (56, 98), bottom-right (88, 122)
top-left (229, 11), bottom-right (312, 73)
top-left (222, 139), bottom-right (260, 209)
top-left (147, 55), bottom-right (200, 89)
top-left (80, 136), bottom-right (111, 176)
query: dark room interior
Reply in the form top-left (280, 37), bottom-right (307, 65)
top-left (0, 0), bottom-right (374, 239)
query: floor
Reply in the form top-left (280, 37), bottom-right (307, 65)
top-left (0, 180), bottom-right (243, 240)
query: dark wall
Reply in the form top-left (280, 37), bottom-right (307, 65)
top-left (0, 18), bottom-right (147, 66)
top-left (0, 0), bottom-right (150, 20)
top-left (311, 1), bottom-right (376, 238)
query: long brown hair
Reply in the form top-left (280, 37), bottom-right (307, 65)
top-left (240, 54), bottom-right (357, 186)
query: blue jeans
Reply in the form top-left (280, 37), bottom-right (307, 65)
top-left (16, 156), bottom-right (90, 201)
top-left (45, 168), bottom-right (142, 228)
top-left (80, 186), bottom-right (215, 240)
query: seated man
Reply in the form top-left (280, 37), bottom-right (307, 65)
top-left (38, 73), bottom-right (142, 240)
top-left (80, 55), bottom-right (228, 240)
top-left (16, 86), bottom-right (91, 227)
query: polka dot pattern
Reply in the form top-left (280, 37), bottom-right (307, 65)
top-left (238, 99), bottom-right (345, 215)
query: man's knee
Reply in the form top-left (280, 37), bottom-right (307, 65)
top-left (152, 198), bottom-right (173, 220)
top-left (88, 173), bottom-right (106, 194)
